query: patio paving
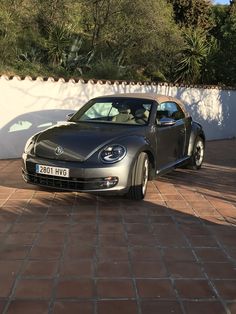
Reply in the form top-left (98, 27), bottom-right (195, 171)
top-left (0, 139), bottom-right (235, 314)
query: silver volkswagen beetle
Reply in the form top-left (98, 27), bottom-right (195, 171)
top-left (22, 93), bottom-right (205, 200)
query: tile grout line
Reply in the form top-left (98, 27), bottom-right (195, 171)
top-left (121, 201), bottom-right (142, 314)
top-left (47, 191), bottom-right (76, 314)
top-left (93, 194), bottom-right (99, 314)
top-left (2, 215), bottom-right (44, 313)
top-left (180, 214), bottom-right (231, 314)
top-left (2, 190), bottom-right (54, 314)
top-left (163, 201), bottom-right (189, 314)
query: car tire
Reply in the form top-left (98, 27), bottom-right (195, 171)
top-left (127, 152), bottom-right (149, 200)
top-left (188, 136), bottom-right (205, 170)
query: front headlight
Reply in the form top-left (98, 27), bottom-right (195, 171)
top-left (24, 136), bottom-right (35, 154)
top-left (100, 144), bottom-right (126, 163)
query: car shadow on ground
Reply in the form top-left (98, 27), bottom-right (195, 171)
top-left (0, 187), bottom-right (235, 313)
top-left (0, 142), bottom-right (236, 313)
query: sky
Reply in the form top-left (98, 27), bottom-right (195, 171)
top-left (214, 0), bottom-right (230, 4)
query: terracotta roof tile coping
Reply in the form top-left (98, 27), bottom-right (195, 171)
top-left (0, 74), bottom-right (235, 90)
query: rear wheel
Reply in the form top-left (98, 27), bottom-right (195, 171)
top-left (127, 152), bottom-right (149, 200)
top-left (189, 136), bottom-right (205, 170)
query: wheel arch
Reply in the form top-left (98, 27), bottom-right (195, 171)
top-left (127, 151), bottom-right (150, 200)
top-left (127, 147), bottom-right (156, 186)
top-left (187, 122), bottom-right (205, 156)
top-left (143, 149), bottom-right (156, 180)
top-left (118, 135), bottom-right (156, 185)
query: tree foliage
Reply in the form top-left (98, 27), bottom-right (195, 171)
top-left (0, 0), bottom-right (235, 86)
top-left (175, 28), bottom-right (212, 83)
top-left (168, 0), bottom-right (214, 30)
top-left (216, 1), bottom-right (236, 85)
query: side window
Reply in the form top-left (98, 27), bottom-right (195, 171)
top-left (156, 102), bottom-right (185, 121)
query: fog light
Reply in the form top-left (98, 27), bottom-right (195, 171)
top-left (100, 176), bottom-right (118, 188)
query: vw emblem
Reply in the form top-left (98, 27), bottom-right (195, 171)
top-left (55, 146), bottom-right (64, 156)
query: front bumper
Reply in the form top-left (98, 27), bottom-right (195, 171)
top-left (22, 153), bottom-right (131, 193)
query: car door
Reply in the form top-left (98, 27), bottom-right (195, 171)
top-left (155, 101), bottom-right (186, 171)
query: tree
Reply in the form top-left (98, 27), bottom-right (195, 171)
top-left (14, 1), bottom-right (84, 73)
top-left (168, 0), bottom-right (214, 30)
top-left (85, 0), bottom-right (183, 81)
top-left (217, 1), bottom-right (236, 85)
top-left (175, 28), bottom-right (212, 84)
top-left (0, 0), bottom-right (23, 67)
top-left (201, 0), bottom-right (236, 86)
top-left (79, 0), bottom-right (122, 50)
top-left (210, 4), bottom-right (228, 41)
top-left (0, 0), bottom-right (233, 85)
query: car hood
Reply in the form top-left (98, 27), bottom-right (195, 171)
top-left (34, 122), bottom-right (144, 162)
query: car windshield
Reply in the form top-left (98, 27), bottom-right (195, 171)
top-left (70, 98), bottom-right (153, 125)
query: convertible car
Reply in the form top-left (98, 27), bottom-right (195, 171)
top-left (22, 93), bottom-right (205, 200)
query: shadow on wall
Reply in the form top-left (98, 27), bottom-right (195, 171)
top-left (219, 90), bottom-right (236, 140)
top-left (0, 109), bottom-right (75, 159)
top-left (175, 88), bottom-right (235, 141)
top-left (110, 83), bottom-right (236, 141)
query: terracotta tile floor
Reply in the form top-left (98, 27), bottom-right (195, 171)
top-left (0, 139), bottom-right (235, 314)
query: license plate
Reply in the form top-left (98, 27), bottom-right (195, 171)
top-left (36, 164), bottom-right (69, 178)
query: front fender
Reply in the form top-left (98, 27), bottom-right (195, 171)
top-left (120, 135), bottom-right (156, 184)
top-left (89, 135), bottom-right (155, 188)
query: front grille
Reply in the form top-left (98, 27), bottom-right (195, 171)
top-left (22, 170), bottom-right (118, 191)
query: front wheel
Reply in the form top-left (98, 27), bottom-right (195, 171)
top-left (127, 152), bottom-right (149, 200)
top-left (188, 136), bottom-right (205, 170)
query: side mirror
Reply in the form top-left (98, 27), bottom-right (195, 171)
top-left (66, 113), bottom-right (74, 121)
top-left (156, 117), bottom-right (176, 127)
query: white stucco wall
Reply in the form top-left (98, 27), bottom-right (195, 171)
top-left (0, 75), bottom-right (235, 159)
